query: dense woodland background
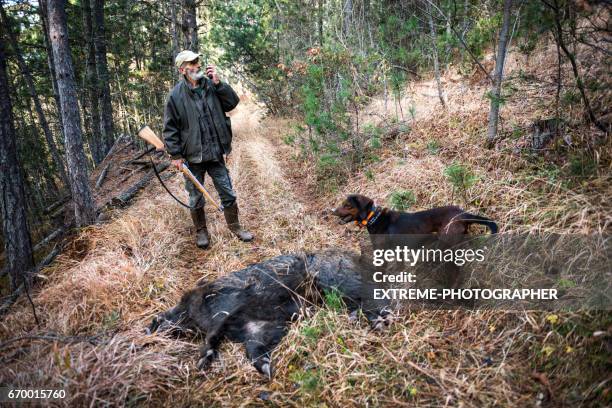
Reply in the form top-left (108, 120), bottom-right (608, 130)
top-left (0, 0), bottom-right (610, 289)
top-left (0, 0), bottom-right (610, 405)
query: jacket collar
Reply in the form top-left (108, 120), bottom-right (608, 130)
top-left (182, 76), bottom-right (211, 96)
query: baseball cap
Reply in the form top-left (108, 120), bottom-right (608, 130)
top-left (175, 50), bottom-right (202, 68)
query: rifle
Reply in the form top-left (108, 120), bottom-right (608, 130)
top-left (137, 125), bottom-right (224, 211)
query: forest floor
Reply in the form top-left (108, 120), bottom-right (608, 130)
top-left (1, 41), bottom-right (611, 406)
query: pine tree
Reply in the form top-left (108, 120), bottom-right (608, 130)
top-left (0, 33), bottom-right (35, 291)
top-left (47, 0), bottom-right (97, 227)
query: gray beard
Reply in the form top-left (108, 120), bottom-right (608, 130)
top-left (187, 70), bottom-right (205, 81)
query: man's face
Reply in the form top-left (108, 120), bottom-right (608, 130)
top-left (180, 59), bottom-right (201, 77)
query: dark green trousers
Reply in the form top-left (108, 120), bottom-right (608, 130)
top-left (185, 160), bottom-right (237, 209)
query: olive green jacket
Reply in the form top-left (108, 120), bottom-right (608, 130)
top-left (163, 77), bottom-right (240, 162)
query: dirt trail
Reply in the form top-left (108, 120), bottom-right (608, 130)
top-left (224, 101), bottom-right (345, 255)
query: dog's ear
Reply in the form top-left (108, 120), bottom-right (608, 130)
top-left (354, 195), bottom-right (373, 221)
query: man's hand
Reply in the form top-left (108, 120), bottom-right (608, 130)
top-left (206, 65), bottom-right (220, 85)
top-left (172, 158), bottom-right (184, 171)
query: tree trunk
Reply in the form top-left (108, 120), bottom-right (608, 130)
top-left (47, 0), bottom-right (97, 227)
top-left (169, 0), bottom-right (180, 79)
top-left (82, 0), bottom-right (104, 164)
top-left (0, 34), bottom-right (35, 292)
top-left (318, 0), bottom-right (324, 47)
top-left (486, 0), bottom-right (513, 146)
top-left (24, 97), bottom-right (58, 212)
top-left (342, 0), bottom-right (353, 39)
top-left (181, 0), bottom-right (198, 50)
top-left (0, 4), bottom-right (70, 188)
top-left (426, 0), bottom-right (445, 107)
top-left (92, 0), bottom-right (115, 153)
top-left (463, 0), bottom-right (470, 33)
top-left (39, 0), bottom-right (66, 153)
top-left (548, 0), bottom-right (605, 133)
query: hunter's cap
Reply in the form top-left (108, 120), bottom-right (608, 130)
top-left (175, 50), bottom-right (202, 68)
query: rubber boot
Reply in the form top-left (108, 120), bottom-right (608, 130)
top-left (190, 208), bottom-right (210, 249)
top-left (223, 202), bottom-right (254, 242)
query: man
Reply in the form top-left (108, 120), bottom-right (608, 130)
top-left (163, 50), bottom-right (253, 249)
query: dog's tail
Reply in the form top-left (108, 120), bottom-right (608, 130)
top-left (460, 212), bottom-right (498, 234)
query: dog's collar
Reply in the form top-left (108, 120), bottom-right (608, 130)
top-left (355, 205), bottom-right (383, 228)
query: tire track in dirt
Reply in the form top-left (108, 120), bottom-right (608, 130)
top-left (227, 101), bottom-right (344, 255)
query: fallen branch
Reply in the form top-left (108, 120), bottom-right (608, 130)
top-left (43, 195), bottom-right (70, 215)
top-left (33, 227), bottom-right (64, 253)
top-left (49, 205), bottom-right (66, 220)
top-left (125, 146), bottom-right (156, 165)
top-left (0, 284), bottom-right (24, 316)
top-left (109, 162), bottom-right (170, 208)
top-left (95, 163), bottom-right (111, 189)
top-left (1, 138), bottom-right (162, 321)
top-left (128, 159), bottom-right (151, 166)
top-left (37, 246), bottom-right (61, 271)
top-left (100, 135), bottom-right (133, 165)
top-left (118, 163), bottom-right (152, 185)
top-left (160, 172), bottom-right (175, 182)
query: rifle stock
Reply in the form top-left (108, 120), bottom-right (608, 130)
top-left (137, 125), bottom-right (165, 150)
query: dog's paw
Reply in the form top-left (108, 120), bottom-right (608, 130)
top-left (348, 310), bottom-right (360, 323)
top-left (197, 348), bottom-right (218, 371)
top-left (253, 356), bottom-right (273, 380)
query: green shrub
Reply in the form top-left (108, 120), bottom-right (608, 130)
top-left (370, 136), bottom-right (382, 149)
top-left (290, 369), bottom-right (321, 394)
top-left (365, 169), bottom-right (375, 181)
top-left (444, 162), bottom-right (479, 204)
top-left (283, 133), bottom-right (296, 145)
top-left (300, 325), bottom-right (322, 344)
top-left (444, 162), bottom-right (478, 190)
top-left (389, 190), bottom-right (416, 211)
top-left (426, 139), bottom-right (440, 154)
top-left (324, 288), bottom-right (346, 312)
top-left (316, 153), bottom-right (341, 177)
top-left (569, 154), bottom-right (596, 177)
top-left (363, 123), bottom-right (382, 138)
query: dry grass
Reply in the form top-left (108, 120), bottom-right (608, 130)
top-left (298, 37), bottom-right (611, 234)
top-left (1, 39), bottom-right (610, 406)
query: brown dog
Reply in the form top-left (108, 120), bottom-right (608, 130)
top-left (332, 194), bottom-right (497, 250)
top-left (333, 194), bottom-right (497, 233)
top-left (332, 194), bottom-right (498, 289)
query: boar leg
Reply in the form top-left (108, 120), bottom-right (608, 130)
top-left (244, 323), bottom-right (287, 379)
